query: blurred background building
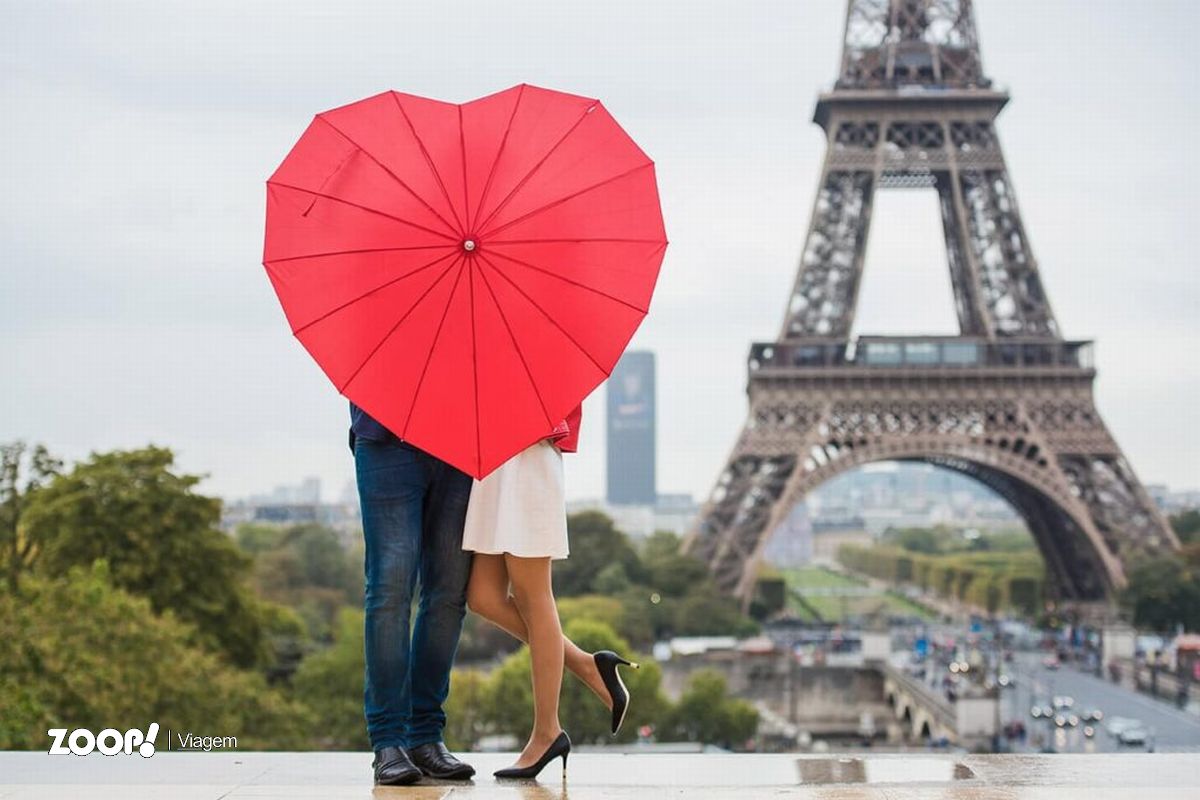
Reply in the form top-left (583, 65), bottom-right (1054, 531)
top-left (606, 350), bottom-right (657, 506)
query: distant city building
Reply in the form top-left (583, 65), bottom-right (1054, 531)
top-left (1148, 484), bottom-right (1200, 513)
top-left (606, 351), bottom-right (656, 506)
top-left (806, 463), bottom-right (1021, 535)
top-left (245, 476), bottom-right (322, 506)
top-left (220, 476), bottom-right (360, 547)
top-left (567, 493), bottom-right (699, 539)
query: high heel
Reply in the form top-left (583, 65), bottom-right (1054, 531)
top-left (493, 730), bottom-right (571, 780)
top-left (594, 650), bottom-right (639, 735)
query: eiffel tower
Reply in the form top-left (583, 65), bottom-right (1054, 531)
top-left (684, 0), bottom-right (1178, 608)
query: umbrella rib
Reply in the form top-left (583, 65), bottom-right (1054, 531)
top-left (268, 180), bottom-right (458, 242)
top-left (337, 256), bottom-right (462, 394)
top-left (390, 92), bottom-right (466, 235)
top-left (485, 247), bottom-right (652, 314)
top-left (458, 103), bottom-right (470, 237)
top-left (479, 161), bottom-right (654, 240)
top-left (401, 258), bottom-right (469, 438)
top-left (316, 115), bottom-right (460, 238)
top-left (473, 100), bottom-right (598, 235)
top-left (487, 237), bottom-right (665, 245)
top-left (467, 264), bottom-right (481, 476)
top-left (290, 249), bottom-right (459, 336)
top-left (469, 83), bottom-right (526, 234)
top-left (266, 244), bottom-right (449, 265)
top-left (474, 262), bottom-right (554, 429)
top-left (478, 254), bottom-right (611, 378)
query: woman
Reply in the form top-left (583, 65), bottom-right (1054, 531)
top-left (463, 403), bottom-right (639, 780)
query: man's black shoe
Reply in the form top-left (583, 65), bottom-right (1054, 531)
top-left (407, 742), bottom-right (476, 780)
top-left (372, 746), bottom-right (421, 786)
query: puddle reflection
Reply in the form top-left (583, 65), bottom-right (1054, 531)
top-left (797, 757), bottom-right (975, 785)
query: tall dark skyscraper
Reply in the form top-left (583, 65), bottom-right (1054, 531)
top-left (606, 351), bottom-right (656, 505)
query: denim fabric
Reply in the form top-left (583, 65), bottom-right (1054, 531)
top-left (353, 435), bottom-right (474, 750)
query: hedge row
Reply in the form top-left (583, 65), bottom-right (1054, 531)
top-left (837, 544), bottom-right (1045, 615)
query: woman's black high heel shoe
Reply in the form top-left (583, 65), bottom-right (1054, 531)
top-left (493, 731), bottom-right (571, 780)
top-left (594, 650), bottom-right (639, 735)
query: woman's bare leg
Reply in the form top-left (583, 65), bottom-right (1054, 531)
top-left (504, 553), bottom-right (566, 767)
top-left (466, 553), bottom-right (609, 707)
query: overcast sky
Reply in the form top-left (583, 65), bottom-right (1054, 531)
top-left (3, 0), bottom-right (1198, 506)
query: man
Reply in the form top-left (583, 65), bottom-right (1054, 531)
top-left (349, 401), bottom-right (476, 785)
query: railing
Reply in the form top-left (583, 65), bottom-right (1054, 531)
top-left (749, 336), bottom-right (1094, 372)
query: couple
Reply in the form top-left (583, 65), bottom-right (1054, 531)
top-left (349, 400), bottom-right (638, 786)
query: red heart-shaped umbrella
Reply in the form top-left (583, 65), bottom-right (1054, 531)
top-left (263, 84), bottom-right (667, 478)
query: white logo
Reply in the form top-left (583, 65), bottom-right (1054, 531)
top-left (47, 723), bottom-right (160, 757)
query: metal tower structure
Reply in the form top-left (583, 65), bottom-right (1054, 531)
top-left (685, 0), bottom-right (1177, 606)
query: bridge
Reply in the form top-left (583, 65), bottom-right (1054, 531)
top-left (881, 660), bottom-right (997, 750)
top-left (660, 633), bottom-right (998, 749)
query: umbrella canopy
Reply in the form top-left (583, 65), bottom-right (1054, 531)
top-left (263, 84), bottom-right (667, 478)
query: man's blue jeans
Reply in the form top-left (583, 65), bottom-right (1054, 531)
top-left (353, 435), bottom-right (474, 750)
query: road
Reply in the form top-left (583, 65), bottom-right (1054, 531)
top-left (1004, 651), bottom-right (1200, 753)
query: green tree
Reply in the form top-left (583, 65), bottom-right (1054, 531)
top-left (886, 526), bottom-right (941, 554)
top-left (0, 441), bottom-right (62, 591)
top-left (443, 669), bottom-right (491, 751)
top-left (482, 619), bottom-right (668, 745)
top-left (243, 523), bottom-right (361, 642)
top-left (235, 522), bottom-right (287, 555)
top-left (1171, 509), bottom-right (1200, 544)
top-left (553, 511), bottom-right (643, 596)
top-left (672, 587), bottom-right (759, 638)
top-left (557, 595), bottom-right (626, 634)
top-left (290, 607), bottom-right (368, 749)
top-left (641, 531), bottom-right (709, 596)
top-left (660, 669), bottom-right (758, 748)
top-left (23, 447), bottom-right (271, 667)
top-left (0, 561), bottom-right (310, 749)
top-left (1121, 555), bottom-right (1200, 632)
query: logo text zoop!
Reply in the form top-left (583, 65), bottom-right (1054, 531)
top-left (48, 723), bottom-right (160, 757)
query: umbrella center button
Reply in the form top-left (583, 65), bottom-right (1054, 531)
top-left (462, 239), bottom-right (477, 252)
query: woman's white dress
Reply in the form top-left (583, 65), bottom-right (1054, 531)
top-left (462, 439), bottom-right (569, 560)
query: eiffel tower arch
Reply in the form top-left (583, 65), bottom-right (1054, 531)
top-left (684, 0), bottom-right (1178, 607)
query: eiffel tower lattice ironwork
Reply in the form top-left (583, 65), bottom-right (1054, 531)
top-left (684, 0), bottom-right (1178, 605)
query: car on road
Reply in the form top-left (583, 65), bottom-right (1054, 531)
top-left (1081, 708), bottom-right (1104, 723)
top-left (1042, 655), bottom-right (1060, 670)
top-left (1052, 695), bottom-right (1074, 710)
top-left (1105, 717), bottom-right (1142, 738)
top-left (1030, 704), bottom-right (1053, 719)
top-left (1117, 725), bottom-right (1150, 746)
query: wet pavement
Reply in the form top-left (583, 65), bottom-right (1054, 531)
top-left (2, 751), bottom-right (1199, 798)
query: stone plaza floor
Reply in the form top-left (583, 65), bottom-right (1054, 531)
top-left (2, 751), bottom-right (1199, 799)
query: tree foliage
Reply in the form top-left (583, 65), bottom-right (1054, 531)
top-left (482, 619), bottom-right (670, 746)
top-left (0, 441), bottom-right (62, 591)
top-left (1171, 509), bottom-right (1200, 545)
top-left (23, 447), bottom-right (272, 667)
top-left (659, 669), bottom-right (758, 747)
top-left (0, 561), bottom-right (310, 749)
top-left (290, 607), bottom-right (368, 750)
top-left (839, 541), bottom-right (1045, 615)
top-left (240, 522), bottom-right (361, 642)
top-left (553, 511), bottom-right (644, 596)
top-left (1121, 546), bottom-right (1200, 632)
